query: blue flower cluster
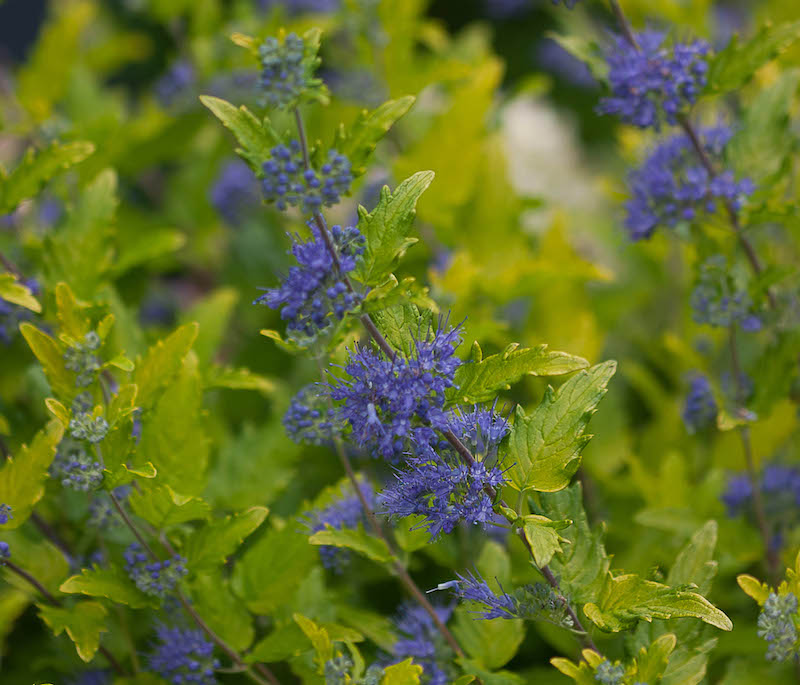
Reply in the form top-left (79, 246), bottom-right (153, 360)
top-left (0, 541), bottom-right (9, 562)
top-left (51, 439), bottom-right (104, 492)
top-left (624, 128), bottom-right (755, 240)
top-left (149, 625), bottom-right (219, 685)
top-left (69, 412), bottom-right (109, 444)
top-left (682, 374), bottom-right (717, 433)
top-left (254, 223), bottom-right (363, 343)
top-left (261, 142), bottom-right (353, 213)
top-left (209, 159), bottom-right (260, 227)
top-left (259, 0), bottom-right (339, 13)
top-left (66, 670), bottom-right (111, 685)
top-left (125, 544), bottom-right (188, 599)
top-left (379, 444), bottom-right (507, 539)
top-left (63, 332), bottom-right (102, 387)
top-left (329, 324), bottom-right (463, 460)
top-left (0, 504), bottom-right (12, 525)
top-left (259, 33), bottom-right (309, 109)
top-left (553, 0), bottom-right (580, 7)
top-left (757, 592), bottom-right (799, 662)
top-left (690, 255), bottom-right (762, 331)
top-left (595, 660), bottom-right (626, 685)
top-left (88, 486), bottom-right (131, 529)
top-left (391, 602), bottom-right (453, 685)
top-left (0, 277), bottom-right (39, 345)
top-left (598, 30), bottom-right (710, 129)
top-left (324, 656), bottom-right (383, 685)
top-left (304, 482), bottom-right (374, 571)
top-left (155, 60), bottom-right (195, 107)
top-left (447, 406), bottom-right (509, 458)
top-left (283, 384), bottom-right (337, 445)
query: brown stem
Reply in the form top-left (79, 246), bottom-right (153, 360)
top-left (729, 328), bottom-right (780, 583)
top-left (4, 560), bottom-right (126, 676)
top-left (608, 0), bottom-right (638, 49)
top-left (30, 513), bottom-right (72, 559)
top-left (539, 563), bottom-right (599, 654)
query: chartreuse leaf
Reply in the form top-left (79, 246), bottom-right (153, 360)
top-left (294, 614), bottom-right (333, 671)
top-left (537, 483), bottom-right (610, 605)
top-left (60, 566), bottom-right (156, 609)
top-left (504, 361), bottom-right (616, 492)
top-left (184, 506), bottom-right (269, 570)
top-left (0, 421), bottom-right (63, 528)
top-left (381, 658), bottom-right (423, 685)
top-left (708, 21), bottom-right (800, 92)
top-left (551, 650), bottom-right (603, 685)
top-left (247, 620), bottom-right (363, 664)
top-left (199, 95), bottom-right (280, 169)
top-left (139, 355), bottom-right (209, 496)
top-left (635, 633), bottom-right (678, 683)
top-left (333, 96), bottom-right (415, 177)
top-left (353, 171), bottom-right (434, 287)
top-left (55, 283), bottom-right (91, 340)
top-left (232, 522), bottom-right (317, 614)
top-left (448, 341), bottom-right (589, 405)
top-left (0, 274), bottom-right (41, 312)
top-left (309, 524), bottom-right (394, 564)
top-left (457, 658), bottom-right (525, 685)
top-left (101, 384), bottom-right (144, 488)
top-left (336, 605), bottom-right (397, 652)
top-left (0, 141), bottom-right (95, 213)
top-left (583, 573), bottom-right (732, 633)
top-left (20, 323), bottom-right (73, 400)
top-left (109, 226), bottom-right (185, 278)
top-left (204, 365), bottom-right (276, 395)
top-left (453, 542), bottom-right (524, 671)
top-left (37, 601), bottom-right (107, 662)
top-left (179, 287), bottom-right (238, 367)
top-left (522, 515), bottom-right (571, 568)
top-left (370, 303), bottom-right (433, 357)
top-left (133, 323), bottom-right (199, 410)
top-left (737, 574), bottom-right (771, 606)
top-left (128, 482), bottom-right (211, 529)
top-left (2, 531), bottom-right (69, 595)
top-left (667, 521), bottom-right (719, 595)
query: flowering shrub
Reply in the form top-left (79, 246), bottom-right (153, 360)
top-left (1, 0), bottom-right (799, 683)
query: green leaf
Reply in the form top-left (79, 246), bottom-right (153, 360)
top-left (457, 658), bottom-right (525, 685)
top-left (128, 483), bottom-right (211, 529)
top-left (109, 227), bottom-right (185, 278)
top-left (393, 515), bottom-right (430, 553)
top-left (353, 171), bottom-right (434, 286)
top-left (133, 323), bottom-right (199, 410)
top-left (369, 303), bottom-right (433, 357)
top-left (522, 515), bottom-right (571, 568)
top-left (189, 571), bottom-right (254, 652)
top-left (728, 69), bottom-right (800, 182)
top-left (0, 274), bottom-right (41, 312)
top-left (60, 566), bottom-right (156, 609)
top-left (666, 521), bottom-right (719, 596)
top-left (737, 575), bottom-right (771, 605)
top-left (448, 341), bottom-right (590, 405)
top-left (582, 573), bottom-right (733, 633)
top-left (185, 506), bottom-right (269, 570)
top-left (708, 21), bottom-right (800, 92)
top-left (635, 633), bottom-right (678, 684)
top-left (204, 365), bottom-right (276, 395)
top-left (199, 96), bottom-right (280, 169)
top-left (336, 605), bottom-right (397, 652)
top-left (179, 287), bottom-right (238, 367)
top-left (360, 274), bottom-right (436, 315)
top-left (537, 483), bottom-right (610, 605)
top-left (545, 33), bottom-right (607, 82)
top-left (246, 622), bottom-right (312, 663)
top-left (0, 421), bottom-right (63, 528)
top-left (294, 614), bottom-right (333, 670)
top-left (309, 524), bottom-right (394, 564)
top-left (381, 658), bottom-right (423, 685)
top-left (0, 141), bottom-right (94, 213)
top-left (334, 96), bottom-right (415, 177)
top-left (232, 522), bottom-right (317, 614)
top-left (138, 355), bottom-right (209, 496)
top-left (20, 324), bottom-right (73, 400)
top-left (504, 361), bottom-right (616, 492)
top-left (38, 601), bottom-right (107, 662)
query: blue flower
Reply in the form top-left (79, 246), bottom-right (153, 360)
top-left (0, 541), bottom-right (9, 562)
top-left (304, 482), bottom-right (374, 571)
top-left (69, 413), bottom-right (109, 444)
top-left (682, 374), bottom-right (717, 433)
top-left (598, 30), bottom-right (710, 130)
top-left (155, 60), bottom-right (195, 107)
top-left (379, 444), bottom-right (506, 540)
top-left (254, 223), bottom-right (363, 344)
top-left (721, 474), bottom-right (752, 517)
top-left (261, 143), bottom-right (353, 213)
top-left (210, 159), bottom-right (260, 226)
top-left (0, 504), bottom-right (12, 525)
top-left (51, 438), bottom-right (104, 492)
top-left (537, 39), bottom-right (597, 89)
top-left (283, 384), bottom-right (338, 445)
top-left (63, 331), bottom-right (102, 387)
top-left (125, 544), bottom-right (188, 599)
top-left (595, 660), bottom-right (626, 684)
top-left (259, 33), bottom-right (312, 109)
top-left (447, 405), bottom-right (509, 458)
top-left (390, 602), bottom-right (454, 685)
top-left (88, 486), bottom-right (131, 529)
top-left (757, 592), bottom-right (798, 662)
top-left (329, 323), bottom-right (462, 461)
top-left (258, 0), bottom-right (340, 13)
top-left (690, 255), bottom-right (762, 330)
top-left (66, 671), bottom-right (111, 685)
top-left (148, 625), bottom-right (219, 685)
top-left (624, 128), bottom-right (754, 240)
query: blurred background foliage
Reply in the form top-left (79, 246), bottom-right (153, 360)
top-left (0, 0), bottom-right (799, 682)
